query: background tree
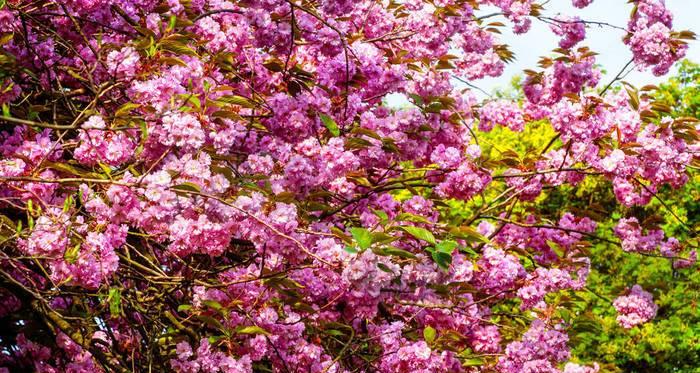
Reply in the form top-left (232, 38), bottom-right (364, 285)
top-left (567, 60), bottom-right (700, 372)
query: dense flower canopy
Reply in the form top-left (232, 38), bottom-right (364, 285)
top-left (0, 0), bottom-right (697, 372)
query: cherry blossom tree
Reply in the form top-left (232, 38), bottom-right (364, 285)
top-left (0, 0), bottom-right (696, 372)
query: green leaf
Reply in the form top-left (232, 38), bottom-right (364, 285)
top-left (372, 209), bottom-right (389, 223)
top-left (401, 226), bottom-right (437, 245)
top-left (172, 182), bottom-right (202, 193)
top-left (376, 262), bottom-right (395, 274)
top-left (319, 113), bottom-right (340, 136)
top-left (375, 246), bottom-right (417, 259)
top-left (345, 137), bottom-right (374, 150)
top-left (236, 325), bottom-right (271, 336)
top-left (424, 102), bottom-right (444, 113)
top-left (217, 95), bottom-right (256, 108)
top-left (159, 56), bottom-right (188, 67)
top-left (449, 226), bottom-right (490, 243)
top-left (459, 246), bottom-right (479, 259)
top-left (262, 58), bottom-right (285, 72)
top-left (408, 93), bottom-right (424, 107)
top-left (371, 232), bottom-right (396, 244)
top-left (108, 288), bottom-right (121, 317)
top-left (137, 119), bottom-right (149, 141)
top-left (435, 240), bottom-right (458, 254)
top-left (159, 39), bottom-right (197, 56)
top-left (167, 15), bottom-right (177, 31)
top-left (114, 102), bottom-right (141, 117)
top-left (462, 357), bottom-right (485, 367)
top-left (63, 194), bottom-right (73, 212)
top-left (202, 300), bottom-right (223, 310)
top-left (97, 162), bottom-right (113, 176)
top-left (330, 226), bottom-right (352, 244)
top-left (559, 308), bottom-right (572, 324)
top-left (291, 301), bottom-right (315, 313)
top-left (381, 138), bottom-right (400, 153)
top-left (45, 161), bottom-right (107, 180)
top-left (176, 94), bottom-right (201, 110)
top-left (107, 288), bottom-right (122, 316)
top-left (351, 127), bottom-right (381, 139)
top-left (197, 315), bottom-right (225, 330)
top-left (350, 227), bottom-right (373, 250)
top-left (211, 110), bottom-right (242, 120)
top-left (430, 250), bottom-right (452, 271)
top-left (0, 33), bottom-right (12, 46)
top-left (423, 326), bottom-right (436, 343)
top-left (396, 213), bottom-right (433, 224)
top-left (177, 304), bottom-right (192, 312)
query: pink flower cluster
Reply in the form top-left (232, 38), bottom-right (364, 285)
top-left (475, 247), bottom-right (526, 294)
top-left (572, 0), bottom-right (594, 8)
top-left (4, 333), bottom-right (101, 372)
top-left (370, 321), bottom-right (462, 372)
top-left (614, 217), bottom-right (696, 267)
top-left (524, 50), bottom-right (600, 106)
top-left (157, 112), bottom-right (206, 152)
top-left (518, 268), bottom-right (578, 310)
top-left (488, 0), bottom-right (535, 34)
top-left (479, 100), bottom-right (526, 132)
top-left (613, 284), bottom-right (658, 328)
top-left (498, 319), bottom-right (571, 373)
top-left (74, 116), bottom-right (137, 167)
top-left (434, 163), bottom-right (492, 201)
top-left (495, 213), bottom-right (597, 265)
top-left (19, 209), bottom-right (127, 289)
top-left (551, 17), bottom-right (586, 49)
top-left (105, 46), bottom-right (140, 79)
top-left (614, 217), bottom-right (665, 253)
top-left (626, 0), bottom-right (687, 75)
top-left (171, 339), bottom-right (252, 373)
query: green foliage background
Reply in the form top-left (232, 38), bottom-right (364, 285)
top-left (571, 61), bottom-right (700, 373)
top-left (477, 61), bottom-right (700, 372)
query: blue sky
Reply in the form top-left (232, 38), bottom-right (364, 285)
top-left (474, 0), bottom-right (700, 94)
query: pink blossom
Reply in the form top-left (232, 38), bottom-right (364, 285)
top-left (564, 362), bottom-right (600, 373)
top-left (158, 112), bottom-right (206, 151)
top-left (572, 0), bottom-right (593, 8)
top-left (106, 46), bottom-right (140, 79)
top-left (551, 16), bottom-right (586, 49)
top-left (498, 319), bottom-right (570, 372)
top-left (479, 100), bottom-right (525, 132)
top-left (613, 284), bottom-right (658, 328)
top-left (74, 116), bottom-right (136, 167)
